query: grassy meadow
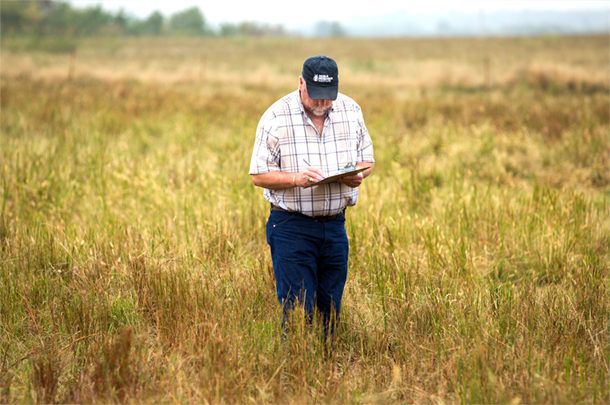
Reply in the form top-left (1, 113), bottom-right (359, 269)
top-left (1, 35), bottom-right (608, 403)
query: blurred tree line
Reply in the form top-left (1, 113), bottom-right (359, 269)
top-left (0, 0), bottom-right (311, 37)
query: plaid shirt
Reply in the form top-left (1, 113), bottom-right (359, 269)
top-left (249, 90), bottom-right (374, 217)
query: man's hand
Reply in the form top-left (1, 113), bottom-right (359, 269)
top-left (337, 162), bottom-right (374, 188)
top-left (337, 172), bottom-right (364, 188)
top-left (296, 166), bottom-right (325, 187)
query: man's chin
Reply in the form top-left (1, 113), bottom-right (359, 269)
top-left (308, 107), bottom-right (331, 117)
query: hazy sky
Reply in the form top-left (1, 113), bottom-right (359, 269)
top-left (68, 0), bottom-right (609, 26)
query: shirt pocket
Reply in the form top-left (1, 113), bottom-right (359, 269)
top-left (334, 139), bottom-right (357, 169)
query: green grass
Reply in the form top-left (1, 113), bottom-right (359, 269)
top-left (1, 36), bottom-right (608, 403)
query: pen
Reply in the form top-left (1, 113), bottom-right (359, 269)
top-left (303, 158), bottom-right (326, 180)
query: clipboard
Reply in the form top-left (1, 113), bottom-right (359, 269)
top-left (304, 166), bottom-right (371, 188)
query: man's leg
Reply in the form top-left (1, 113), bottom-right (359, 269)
top-left (266, 211), bottom-right (321, 326)
top-left (316, 214), bottom-right (349, 338)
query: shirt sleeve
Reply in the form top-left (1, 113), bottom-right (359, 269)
top-left (249, 112), bottom-right (281, 175)
top-left (355, 107), bottom-right (375, 163)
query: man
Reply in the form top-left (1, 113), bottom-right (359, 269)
top-left (249, 55), bottom-right (375, 335)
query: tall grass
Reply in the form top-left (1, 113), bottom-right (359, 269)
top-left (1, 36), bottom-right (608, 403)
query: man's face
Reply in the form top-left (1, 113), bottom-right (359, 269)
top-left (299, 77), bottom-right (333, 118)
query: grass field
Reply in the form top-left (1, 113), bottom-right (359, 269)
top-left (1, 35), bottom-right (608, 403)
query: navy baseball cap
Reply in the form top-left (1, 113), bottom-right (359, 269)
top-left (302, 55), bottom-right (339, 100)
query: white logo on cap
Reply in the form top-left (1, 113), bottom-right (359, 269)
top-left (313, 74), bottom-right (333, 83)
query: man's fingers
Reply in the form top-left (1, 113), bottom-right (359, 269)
top-left (304, 167), bottom-right (325, 181)
top-left (339, 172), bottom-right (363, 188)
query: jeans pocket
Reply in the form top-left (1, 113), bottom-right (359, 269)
top-left (272, 216), bottom-right (295, 228)
top-left (266, 213), bottom-right (295, 243)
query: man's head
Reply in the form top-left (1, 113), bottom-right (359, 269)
top-left (301, 55), bottom-right (339, 101)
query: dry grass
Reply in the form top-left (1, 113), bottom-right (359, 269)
top-left (1, 35), bottom-right (608, 403)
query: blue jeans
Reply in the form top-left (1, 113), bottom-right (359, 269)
top-left (266, 209), bottom-right (349, 334)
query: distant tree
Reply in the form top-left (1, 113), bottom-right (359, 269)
top-left (237, 21), bottom-right (263, 36)
top-left (140, 11), bottom-right (164, 36)
top-left (313, 20), bottom-right (346, 37)
top-left (168, 7), bottom-right (206, 36)
top-left (219, 23), bottom-right (239, 37)
top-left (1, 0), bottom-right (41, 35)
top-left (39, 1), bottom-right (73, 36)
top-left (72, 5), bottom-right (112, 35)
top-left (0, 1), bottom-right (211, 38)
top-left (219, 21), bottom-right (286, 37)
top-left (111, 9), bottom-right (129, 34)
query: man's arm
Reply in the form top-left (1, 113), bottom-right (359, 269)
top-left (337, 162), bottom-right (375, 188)
top-left (251, 167), bottom-right (325, 190)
